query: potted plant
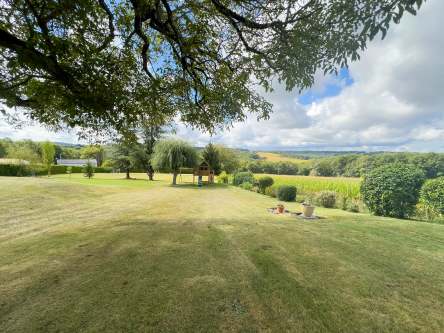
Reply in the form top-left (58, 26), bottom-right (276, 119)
top-left (276, 204), bottom-right (285, 214)
top-left (302, 202), bottom-right (315, 217)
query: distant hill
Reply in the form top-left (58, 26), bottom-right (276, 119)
top-left (266, 150), bottom-right (369, 159)
top-left (54, 142), bottom-right (84, 148)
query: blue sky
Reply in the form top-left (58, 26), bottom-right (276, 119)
top-left (298, 68), bottom-right (354, 106)
top-left (1, 0), bottom-right (444, 152)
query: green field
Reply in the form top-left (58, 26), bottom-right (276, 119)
top-left (256, 152), bottom-right (311, 165)
top-left (1, 174), bottom-right (444, 332)
top-left (261, 174), bottom-right (361, 199)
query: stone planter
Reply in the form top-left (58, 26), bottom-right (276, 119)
top-left (302, 203), bottom-right (315, 217)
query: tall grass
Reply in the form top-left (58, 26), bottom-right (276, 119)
top-left (263, 174), bottom-right (361, 199)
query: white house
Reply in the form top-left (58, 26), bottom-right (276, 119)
top-left (56, 159), bottom-right (97, 167)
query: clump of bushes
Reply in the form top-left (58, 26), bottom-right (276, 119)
top-left (361, 163), bottom-right (425, 218)
top-left (232, 171), bottom-right (255, 186)
top-left (345, 198), bottom-right (361, 213)
top-left (264, 186), bottom-right (276, 198)
top-left (315, 191), bottom-right (337, 208)
top-left (217, 171), bottom-right (229, 184)
top-left (240, 182), bottom-right (253, 191)
top-left (277, 185), bottom-right (297, 202)
top-left (257, 176), bottom-right (274, 193)
top-left (418, 177), bottom-right (444, 220)
top-left (83, 162), bottom-right (95, 179)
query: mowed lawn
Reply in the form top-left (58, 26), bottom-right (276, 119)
top-left (1, 175), bottom-right (444, 332)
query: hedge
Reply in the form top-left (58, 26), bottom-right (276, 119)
top-left (0, 164), bottom-right (31, 176)
top-left (0, 163), bottom-right (112, 176)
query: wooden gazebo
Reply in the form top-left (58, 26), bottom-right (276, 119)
top-left (193, 161), bottom-right (215, 184)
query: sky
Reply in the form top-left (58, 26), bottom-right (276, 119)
top-left (1, 0), bottom-right (444, 152)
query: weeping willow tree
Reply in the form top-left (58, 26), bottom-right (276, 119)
top-left (151, 139), bottom-right (198, 185)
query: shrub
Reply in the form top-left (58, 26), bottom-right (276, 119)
top-left (252, 186), bottom-right (261, 193)
top-left (361, 163), bottom-right (425, 218)
top-left (316, 191), bottom-right (337, 208)
top-left (101, 160), bottom-right (114, 168)
top-left (419, 177), bottom-right (444, 216)
top-left (232, 171), bottom-right (255, 186)
top-left (83, 162), bottom-right (95, 179)
top-left (217, 171), bottom-right (229, 184)
top-left (240, 182), bottom-right (253, 191)
top-left (264, 186), bottom-right (276, 198)
top-left (415, 202), bottom-right (439, 222)
top-left (346, 199), bottom-right (361, 213)
top-left (277, 185), bottom-right (297, 202)
top-left (257, 176), bottom-right (274, 193)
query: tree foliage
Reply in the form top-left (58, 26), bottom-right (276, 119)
top-left (308, 152), bottom-right (444, 178)
top-left (83, 161), bottom-right (95, 179)
top-left (216, 145), bottom-right (241, 174)
top-left (202, 143), bottom-right (221, 175)
top-left (81, 145), bottom-right (105, 167)
top-left (5, 140), bottom-right (41, 163)
top-left (151, 139), bottom-right (197, 184)
top-left (111, 139), bottom-right (139, 179)
top-left (0, 140), bottom-right (6, 158)
top-left (135, 122), bottom-right (167, 180)
top-left (361, 163), bottom-right (425, 218)
top-left (0, 0), bottom-right (424, 133)
top-left (244, 160), bottom-right (300, 175)
top-left (420, 177), bottom-right (444, 216)
top-left (41, 141), bottom-right (55, 176)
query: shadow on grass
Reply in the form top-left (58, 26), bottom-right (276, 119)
top-left (168, 183), bottom-right (230, 190)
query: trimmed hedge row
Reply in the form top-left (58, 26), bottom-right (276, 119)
top-left (0, 164), bottom-right (112, 176)
top-left (0, 164), bottom-right (31, 176)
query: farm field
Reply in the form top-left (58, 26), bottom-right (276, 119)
top-left (256, 152), bottom-right (311, 164)
top-left (1, 174), bottom-right (444, 332)
top-left (261, 174), bottom-right (362, 199)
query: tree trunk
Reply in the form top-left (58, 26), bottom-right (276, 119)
top-left (147, 166), bottom-right (154, 181)
top-left (172, 172), bottom-right (177, 185)
top-left (126, 169), bottom-right (130, 179)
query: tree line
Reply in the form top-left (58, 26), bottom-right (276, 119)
top-left (310, 153), bottom-right (444, 179)
top-left (0, 136), bottom-right (242, 183)
top-left (241, 152), bottom-right (444, 180)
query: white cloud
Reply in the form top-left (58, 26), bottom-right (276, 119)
top-left (177, 0), bottom-right (444, 152)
